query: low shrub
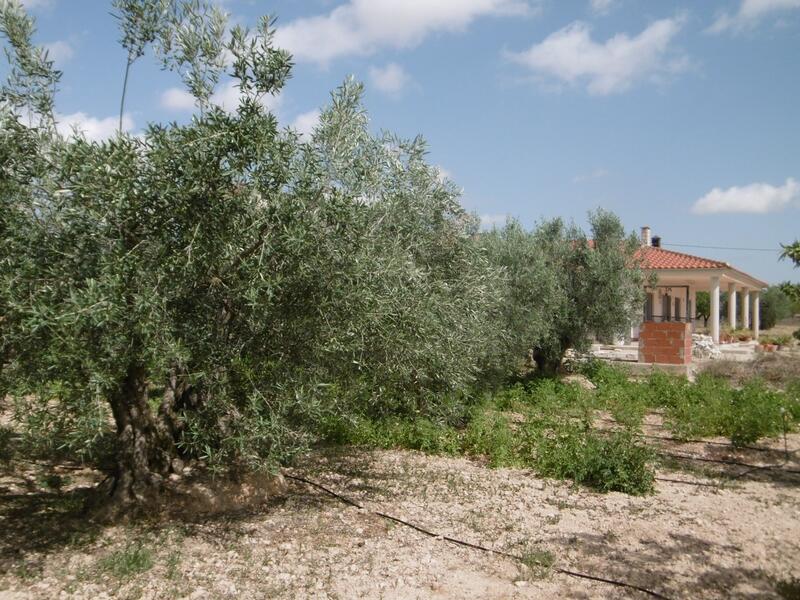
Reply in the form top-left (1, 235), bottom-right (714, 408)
top-left (327, 414), bottom-right (463, 455)
top-left (322, 366), bottom-right (799, 495)
top-left (462, 408), bottom-right (522, 467)
top-left (579, 359), bottom-right (629, 388)
top-left (661, 374), bottom-right (734, 440)
top-left (784, 381), bottom-right (800, 422)
top-left (728, 380), bottom-right (792, 446)
top-left (658, 374), bottom-right (795, 446)
top-left (532, 423), bottom-right (655, 495)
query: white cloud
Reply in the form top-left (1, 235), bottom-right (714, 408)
top-left (56, 112), bottom-right (134, 142)
top-left (290, 109), bottom-right (321, 139)
top-left (708, 0), bottom-right (800, 33)
top-left (691, 178), bottom-right (800, 214)
top-left (369, 63), bottom-right (412, 95)
top-left (43, 40), bottom-right (73, 65)
top-left (160, 87), bottom-right (196, 111)
top-left (160, 82), bottom-right (283, 114)
top-left (436, 166), bottom-right (453, 183)
top-left (480, 213), bottom-right (508, 229)
top-left (573, 167), bottom-right (609, 183)
top-left (209, 81), bottom-right (244, 112)
top-left (508, 16), bottom-right (688, 95)
top-left (275, 0), bottom-right (536, 65)
top-left (589, 0), bottom-right (617, 15)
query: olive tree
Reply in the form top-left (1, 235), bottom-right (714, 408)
top-left (482, 210), bottom-right (644, 375)
top-left (0, 0), bottom-right (500, 516)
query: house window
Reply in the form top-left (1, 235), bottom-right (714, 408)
top-left (662, 294), bottom-right (671, 322)
top-left (674, 297), bottom-right (681, 322)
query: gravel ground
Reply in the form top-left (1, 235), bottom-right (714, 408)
top-left (1, 427), bottom-right (799, 599)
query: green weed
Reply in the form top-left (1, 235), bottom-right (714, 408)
top-left (519, 548), bottom-right (555, 579)
top-left (165, 551), bottom-right (181, 580)
top-left (532, 424), bottom-right (655, 495)
top-left (462, 408), bottom-right (521, 467)
top-left (98, 542), bottom-right (154, 579)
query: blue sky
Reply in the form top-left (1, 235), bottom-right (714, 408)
top-left (7, 0), bottom-right (800, 283)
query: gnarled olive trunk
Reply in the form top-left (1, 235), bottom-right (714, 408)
top-left (104, 363), bottom-right (175, 516)
top-left (532, 350), bottom-right (560, 377)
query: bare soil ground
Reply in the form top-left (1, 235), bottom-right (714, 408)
top-left (1, 425), bottom-right (799, 599)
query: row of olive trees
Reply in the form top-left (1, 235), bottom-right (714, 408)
top-left (0, 0), bottom-right (643, 516)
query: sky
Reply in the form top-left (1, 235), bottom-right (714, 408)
top-left (6, 0), bottom-right (800, 283)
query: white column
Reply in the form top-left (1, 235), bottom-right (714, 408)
top-left (728, 283), bottom-right (737, 330)
top-left (753, 290), bottom-right (760, 340)
top-left (742, 288), bottom-right (750, 330)
top-left (711, 276), bottom-right (720, 344)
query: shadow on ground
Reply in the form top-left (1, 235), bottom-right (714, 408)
top-left (0, 484), bottom-right (101, 575)
top-left (549, 529), bottom-right (786, 599)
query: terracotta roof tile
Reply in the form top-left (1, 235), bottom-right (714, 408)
top-left (636, 246), bottom-right (727, 270)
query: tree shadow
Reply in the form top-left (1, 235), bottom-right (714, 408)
top-left (658, 446), bottom-right (800, 489)
top-left (0, 446), bottom-right (388, 577)
top-left (549, 530), bottom-right (786, 599)
top-left (0, 485), bottom-right (102, 574)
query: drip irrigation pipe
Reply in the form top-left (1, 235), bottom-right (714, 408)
top-left (657, 450), bottom-right (800, 474)
top-left (654, 477), bottom-right (722, 487)
top-left (598, 417), bottom-right (779, 452)
top-left (285, 473), bottom-right (673, 600)
top-left (643, 433), bottom-right (770, 451)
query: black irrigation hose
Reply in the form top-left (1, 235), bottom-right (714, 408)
top-left (658, 450), bottom-right (800, 475)
top-left (598, 417), bottom-right (777, 452)
top-left (654, 477), bottom-right (721, 488)
top-left (285, 473), bottom-right (673, 600)
top-left (640, 432), bottom-right (772, 452)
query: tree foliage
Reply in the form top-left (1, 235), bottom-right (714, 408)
top-left (695, 291), bottom-right (710, 327)
top-left (0, 0), bottom-right (645, 516)
top-left (481, 211), bottom-right (644, 375)
top-left (780, 240), bottom-right (800, 268)
top-left (0, 0), bottom-right (503, 515)
top-left (760, 286), bottom-right (792, 330)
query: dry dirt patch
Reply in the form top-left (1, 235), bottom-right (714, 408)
top-left (1, 432), bottom-right (799, 599)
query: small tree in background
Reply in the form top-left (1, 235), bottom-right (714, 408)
top-left (695, 291), bottom-right (711, 328)
top-left (482, 210), bottom-right (644, 375)
top-left (760, 286), bottom-right (793, 330)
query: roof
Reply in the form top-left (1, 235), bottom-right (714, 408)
top-left (636, 246), bottom-right (727, 270)
top-left (576, 239), bottom-right (766, 287)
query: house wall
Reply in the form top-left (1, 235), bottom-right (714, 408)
top-left (638, 321), bottom-right (692, 365)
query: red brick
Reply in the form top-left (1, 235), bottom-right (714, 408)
top-left (638, 321), bottom-right (692, 365)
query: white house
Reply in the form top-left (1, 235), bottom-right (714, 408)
top-left (634, 226), bottom-right (768, 344)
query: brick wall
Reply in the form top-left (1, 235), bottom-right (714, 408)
top-left (638, 321), bottom-right (692, 365)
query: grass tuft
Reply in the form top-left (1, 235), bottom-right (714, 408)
top-left (98, 542), bottom-right (154, 579)
top-left (519, 548), bottom-right (555, 579)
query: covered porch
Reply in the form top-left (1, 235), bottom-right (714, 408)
top-left (632, 227), bottom-right (769, 346)
top-left (639, 268), bottom-right (768, 344)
